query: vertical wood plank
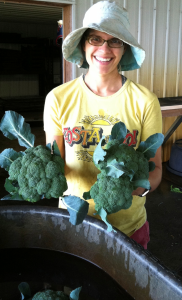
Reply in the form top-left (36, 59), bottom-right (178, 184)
top-left (176, 0), bottom-right (182, 96)
top-left (163, 0), bottom-right (170, 98)
top-left (136, 0), bottom-right (142, 84)
top-left (150, 0), bottom-right (156, 92)
top-left (162, 116), bottom-right (177, 162)
top-left (63, 5), bottom-right (72, 83)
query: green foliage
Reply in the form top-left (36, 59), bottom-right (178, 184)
top-left (170, 185), bottom-right (182, 194)
top-left (0, 111), bottom-right (88, 226)
top-left (94, 208), bottom-right (116, 233)
top-left (5, 145), bottom-right (67, 202)
top-left (32, 288), bottom-right (82, 300)
top-left (32, 290), bottom-right (69, 300)
top-left (18, 282), bottom-right (31, 300)
top-left (0, 148), bottom-right (24, 171)
top-left (18, 282), bottom-right (82, 300)
top-left (0, 112), bottom-right (67, 202)
top-left (62, 195), bottom-right (89, 225)
top-left (90, 172), bottom-right (133, 214)
top-left (84, 121), bottom-right (164, 231)
top-left (0, 110), bottom-right (35, 148)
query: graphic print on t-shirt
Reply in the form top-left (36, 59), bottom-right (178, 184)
top-left (63, 115), bottom-right (138, 162)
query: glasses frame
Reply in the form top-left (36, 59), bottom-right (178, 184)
top-left (86, 35), bottom-right (124, 48)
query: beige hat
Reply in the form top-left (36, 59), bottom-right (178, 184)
top-left (62, 1), bottom-right (145, 71)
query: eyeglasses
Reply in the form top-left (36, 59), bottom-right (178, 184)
top-left (86, 35), bottom-right (124, 48)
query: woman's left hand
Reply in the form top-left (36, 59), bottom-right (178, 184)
top-left (132, 147), bottom-right (163, 197)
top-left (132, 187), bottom-right (146, 196)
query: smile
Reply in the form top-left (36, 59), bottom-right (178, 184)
top-left (95, 56), bottom-right (112, 62)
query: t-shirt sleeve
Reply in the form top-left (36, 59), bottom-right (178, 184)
top-left (141, 95), bottom-right (162, 141)
top-left (43, 90), bottom-right (63, 136)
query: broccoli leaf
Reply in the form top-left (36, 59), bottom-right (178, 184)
top-left (171, 185), bottom-right (182, 194)
top-left (70, 287), bottom-right (82, 300)
top-left (149, 161), bottom-right (156, 172)
top-left (83, 191), bottom-right (91, 200)
top-left (110, 121), bottom-right (127, 142)
top-left (4, 178), bottom-right (18, 194)
top-left (1, 193), bottom-right (24, 200)
top-left (46, 143), bottom-right (51, 152)
top-left (18, 282), bottom-right (31, 300)
top-left (62, 195), bottom-right (89, 225)
top-left (132, 179), bottom-right (151, 190)
top-left (0, 148), bottom-right (23, 171)
top-left (52, 140), bottom-right (61, 156)
top-left (0, 110), bottom-right (35, 149)
top-left (137, 133), bottom-right (164, 160)
top-left (105, 159), bottom-right (125, 178)
top-left (94, 208), bottom-right (116, 232)
top-left (105, 158), bottom-right (134, 179)
top-left (93, 136), bottom-right (107, 165)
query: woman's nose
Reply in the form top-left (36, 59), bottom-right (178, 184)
top-left (99, 41), bottom-right (111, 50)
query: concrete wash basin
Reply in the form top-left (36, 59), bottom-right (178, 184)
top-left (0, 205), bottom-right (182, 300)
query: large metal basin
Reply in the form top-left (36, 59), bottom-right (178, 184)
top-left (0, 205), bottom-right (182, 300)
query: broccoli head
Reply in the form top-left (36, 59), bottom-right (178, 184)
top-left (90, 172), bottom-right (134, 214)
top-left (8, 157), bottom-right (23, 181)
top-left (7, 145), bottom-right (67, 202)
top-left (105, 143), bottom-right (149, 180)
top-left (32, 290), bottom-right (69, 300)
top-left (90, 140), bottom-right (150, 214)
top-left (84, 122), bottom-right (164, 219)
top-left (18, 281), bottom-right (82, 300)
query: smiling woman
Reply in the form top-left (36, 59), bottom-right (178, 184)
top-left (82, 29), bottom-right (126, 95)
top-left (43, 1), bottom-right (163, 249)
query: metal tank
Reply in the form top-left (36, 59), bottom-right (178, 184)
top-left (0, 205), bottom-right (182, 300)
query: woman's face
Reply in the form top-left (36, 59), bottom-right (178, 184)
top-left (83, 29), bottom-right (126, 76)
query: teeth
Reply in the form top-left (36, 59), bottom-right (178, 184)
top-left (95, 56), bottom-right (112, 62)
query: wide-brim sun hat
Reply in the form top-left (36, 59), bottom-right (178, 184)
top-left (62, 0), bottom-right (145, 71)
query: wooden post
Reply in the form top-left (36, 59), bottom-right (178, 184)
top-left (63, 5), bottom-right (72, 83)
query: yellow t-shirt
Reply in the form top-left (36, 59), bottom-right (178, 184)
top-left (44, 75), bottom-right (162, 236)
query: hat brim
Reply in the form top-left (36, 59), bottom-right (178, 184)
top-left (62, 23), bottom-right (145, 71)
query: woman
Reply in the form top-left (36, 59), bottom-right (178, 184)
top-left (44, 1), bottom-right (162, 249)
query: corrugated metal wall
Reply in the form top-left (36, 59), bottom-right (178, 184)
top-left (92, 0), bottom-right (182, 161)
top-left (94, 0), bottom-right (182, 97)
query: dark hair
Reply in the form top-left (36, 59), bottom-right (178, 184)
top-left (80, 29), bottom-right (91, 50)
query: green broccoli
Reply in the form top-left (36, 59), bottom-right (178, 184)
top-left (90, 171), bottom-right (134, 214)
top-left (7, 145), bottom-right (67, 202)
top-left (18, 282), bottom-right (82, 300)
top-left (98, 142), bottom-right (149, 181)
top-left (84, 122), bottom-right (164, 219)
top-left (32, 288), bottom-right (82, 300)
top-left (1, 111), bottom-right (89, 226)
top-left (8, 156), bottom-right (23, 181)
top-left (32, 290), bottom-right (69, 300)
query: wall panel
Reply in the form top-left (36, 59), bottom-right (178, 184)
top-left (91, 0), bottom-right (182, 161)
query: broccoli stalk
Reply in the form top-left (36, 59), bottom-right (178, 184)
top-left (83, 122), bottom-right (164, 231)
